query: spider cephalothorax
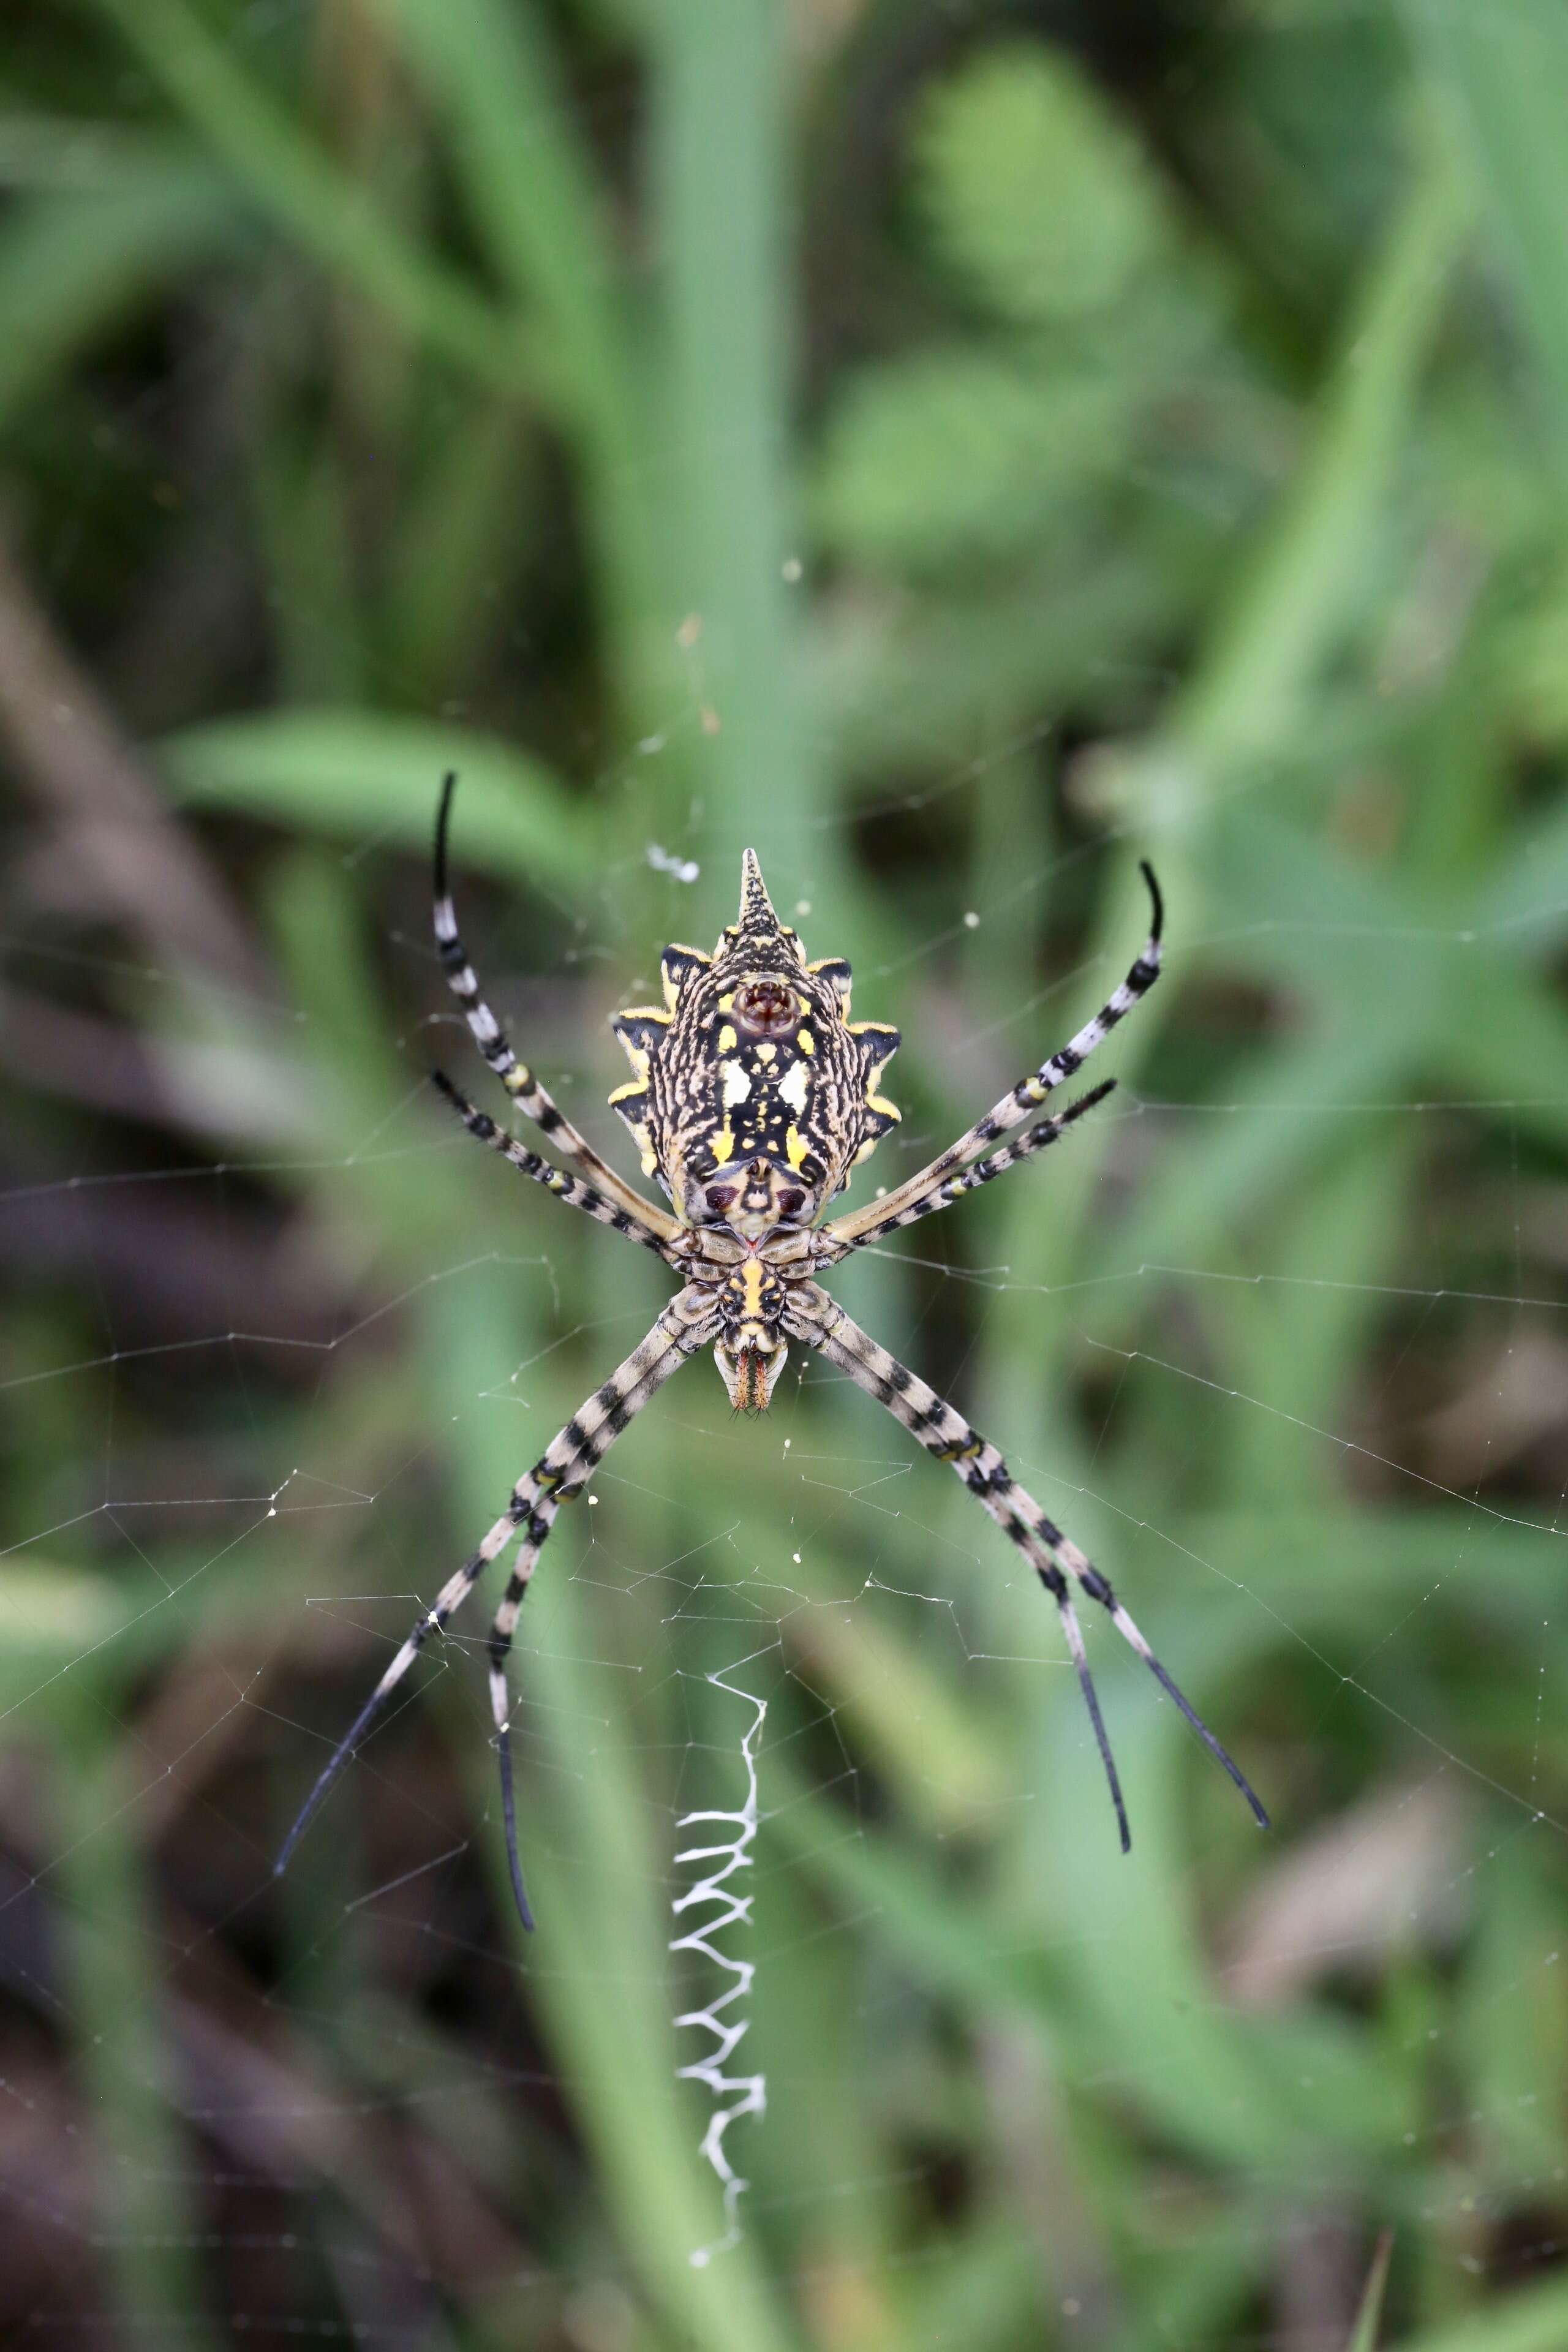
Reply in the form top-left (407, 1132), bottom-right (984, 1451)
top-left (607, 850), bottom-right (900, 1235)
top-left (279, 777), bottom-right (1267, 1935)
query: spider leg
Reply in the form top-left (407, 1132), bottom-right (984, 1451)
top-left (818, 1079), bottom-right (1117, 1262)
top-left (431, 1069), bottom-right (680, 1263)
top-left (278, 1289), bottom-right (717, 1928)
top-left (786, 1286), bottom-right (1267, 1844)
top-left (483, 1308), bottom-right (710, 1928)
top-left (826, 865), bottom-right (1161, 1247)
top-left (434, 773), bottom-right (679, 1241)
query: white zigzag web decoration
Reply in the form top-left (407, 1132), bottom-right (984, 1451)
top-left (669, 1667), bottom-right (769, 2267)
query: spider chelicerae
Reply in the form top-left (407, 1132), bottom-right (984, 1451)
top-left (279, 776), bottom-right (1268, 1928)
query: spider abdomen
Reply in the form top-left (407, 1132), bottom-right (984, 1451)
top-left (608, 850), bottom-right (900, 1231)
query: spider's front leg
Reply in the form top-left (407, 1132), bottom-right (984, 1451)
top-left (278, 1286), bottom-right (718, 1929)
top-left (433, 773), bottom-right (680, 1242)
top-left (827, 864), bottom-right (1162, 1248)
top-left (785, 1284), bottom-right (1267, 1847)
top-left (815, 1079), bottom-right (1118, 1262)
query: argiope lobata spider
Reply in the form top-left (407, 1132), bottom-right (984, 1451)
top-left (279, 776), bottom-right (1268, 1929)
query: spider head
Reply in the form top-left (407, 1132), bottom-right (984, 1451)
top-left (713, 1259), bottom-right (790, 1410)
top-left (714, 1332), bottom-right (790, 1414)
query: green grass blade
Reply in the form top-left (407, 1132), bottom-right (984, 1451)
top-left (1177, 160), bottom-right (1466, 780)
top-left (1397, 2274), bottom-right (1568, 2352)
top-left (158, 709), bottom-right (590, 891)
top-left (0, 162), bottom-right (239, 429)
top-left (1349, 2230), bottom-right (1394, 2352)
top-left (84, 0), bottom-right (519, 386)
top-left (1406, 0), bottom-right (1568, 445)
top-left (644, 1), bottom-right (823, 881)
top-left (375, 0), bottom-right (660, 718)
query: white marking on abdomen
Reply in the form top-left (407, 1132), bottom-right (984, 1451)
top-left (778, 1059), bottom-right (809, 1114)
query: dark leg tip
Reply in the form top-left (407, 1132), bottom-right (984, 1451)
top-left (430, 1069), bottom-right (494, 1139)
top-left (1063, 1077), bottom-right (1118, 1126)
top-left (435, 771), bottom-right (459, 891)
top-left (498, 1727), bottom-right (536, 1932)
top-left (509, 1856), bottom-right (537, 1934)
top-left (1137, 859), bottom-right (1164, 941)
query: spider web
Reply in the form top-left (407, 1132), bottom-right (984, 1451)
top-left (5, 712), bottom-right (1566, 2351)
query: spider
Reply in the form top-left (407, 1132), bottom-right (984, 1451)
top-left (278, 775), bottom-right (1268, 1929)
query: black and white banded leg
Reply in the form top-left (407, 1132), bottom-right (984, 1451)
top-left (818, 1080), bottom-right (1118, 1262)
top-left (828, 866), bottom-right (1162, 1248)
top-left (431, 1069), bottom-right (679, 1262)
top-left (277, 1291), bottom-right (717, 1929)
top-left (434, 772), bottom-right (679, 1242)
top-left (786, 1286), bottom-right (1267, 1849)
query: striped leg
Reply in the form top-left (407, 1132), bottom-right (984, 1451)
top-left (434, 773), bottom-right (679, 1242)
top-left (818, 1080), bottom-right (1117, 1262)
top-left (483, 1302), bottom-right (712, 1928)
top-left (827, 865), bottom-right (1162, 1248)
top-left (432, 1070), bottom-right (678, 1262)
top-left (277, 1292), bottom-right (717, 1929)
top-left (786, 1287), bottom-right (1267, 1847)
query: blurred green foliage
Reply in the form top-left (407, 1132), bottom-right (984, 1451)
top-left (4, 2), bottom-right (1568, 2349)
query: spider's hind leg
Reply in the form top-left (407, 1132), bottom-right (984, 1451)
top-left (788, 1286), bottom-right (1268, 1845)
top-left (278, 1292), bottom-right (716, 1931)
top-left (274, 1517), bottom-right (515, 1884)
